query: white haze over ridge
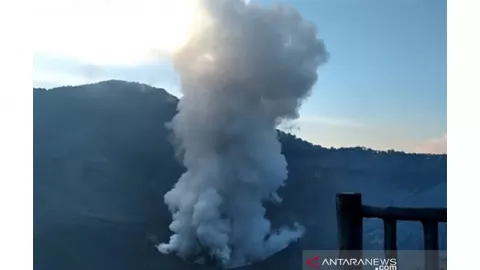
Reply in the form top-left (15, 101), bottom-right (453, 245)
top-left (157, 0), bottom-right (329, 267)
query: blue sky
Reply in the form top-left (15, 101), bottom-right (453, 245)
top-left (32, 0), bottom-right (447, 153)
top-left (272, 0), bottom-right (447, 153)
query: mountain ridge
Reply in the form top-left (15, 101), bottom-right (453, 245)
top-left (34, 79), bottom-right (446, 157)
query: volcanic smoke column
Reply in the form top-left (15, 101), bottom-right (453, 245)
top-left (158, 0), bottom-right (328, 267)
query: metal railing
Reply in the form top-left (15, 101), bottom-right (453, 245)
top-left (336, 193), bottom-right (447, 270)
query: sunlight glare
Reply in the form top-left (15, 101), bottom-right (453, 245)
top-left (33, 0), bottom-right (199, 66)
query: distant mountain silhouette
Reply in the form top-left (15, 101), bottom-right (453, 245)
top-left (34, 80), bottom-right (446, 270)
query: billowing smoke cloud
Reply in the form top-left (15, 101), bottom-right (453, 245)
top-left (157, 0), bottom-right (328, 267)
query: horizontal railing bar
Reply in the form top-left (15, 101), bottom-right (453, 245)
top-left (362, 205), bottom-right (447, 222)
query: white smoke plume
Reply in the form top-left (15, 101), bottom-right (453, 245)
top-left (157, 0), bottom-right (328, 267)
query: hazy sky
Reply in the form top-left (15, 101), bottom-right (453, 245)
top-left (32, 0), bottom-right (447, 154)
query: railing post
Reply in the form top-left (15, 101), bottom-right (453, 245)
top-left (422, 220), bottom-right (439, 270)
top-left (383, 218), bottom-right (398, 266)
top-left (336, 193), bottom-right (363, 270)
